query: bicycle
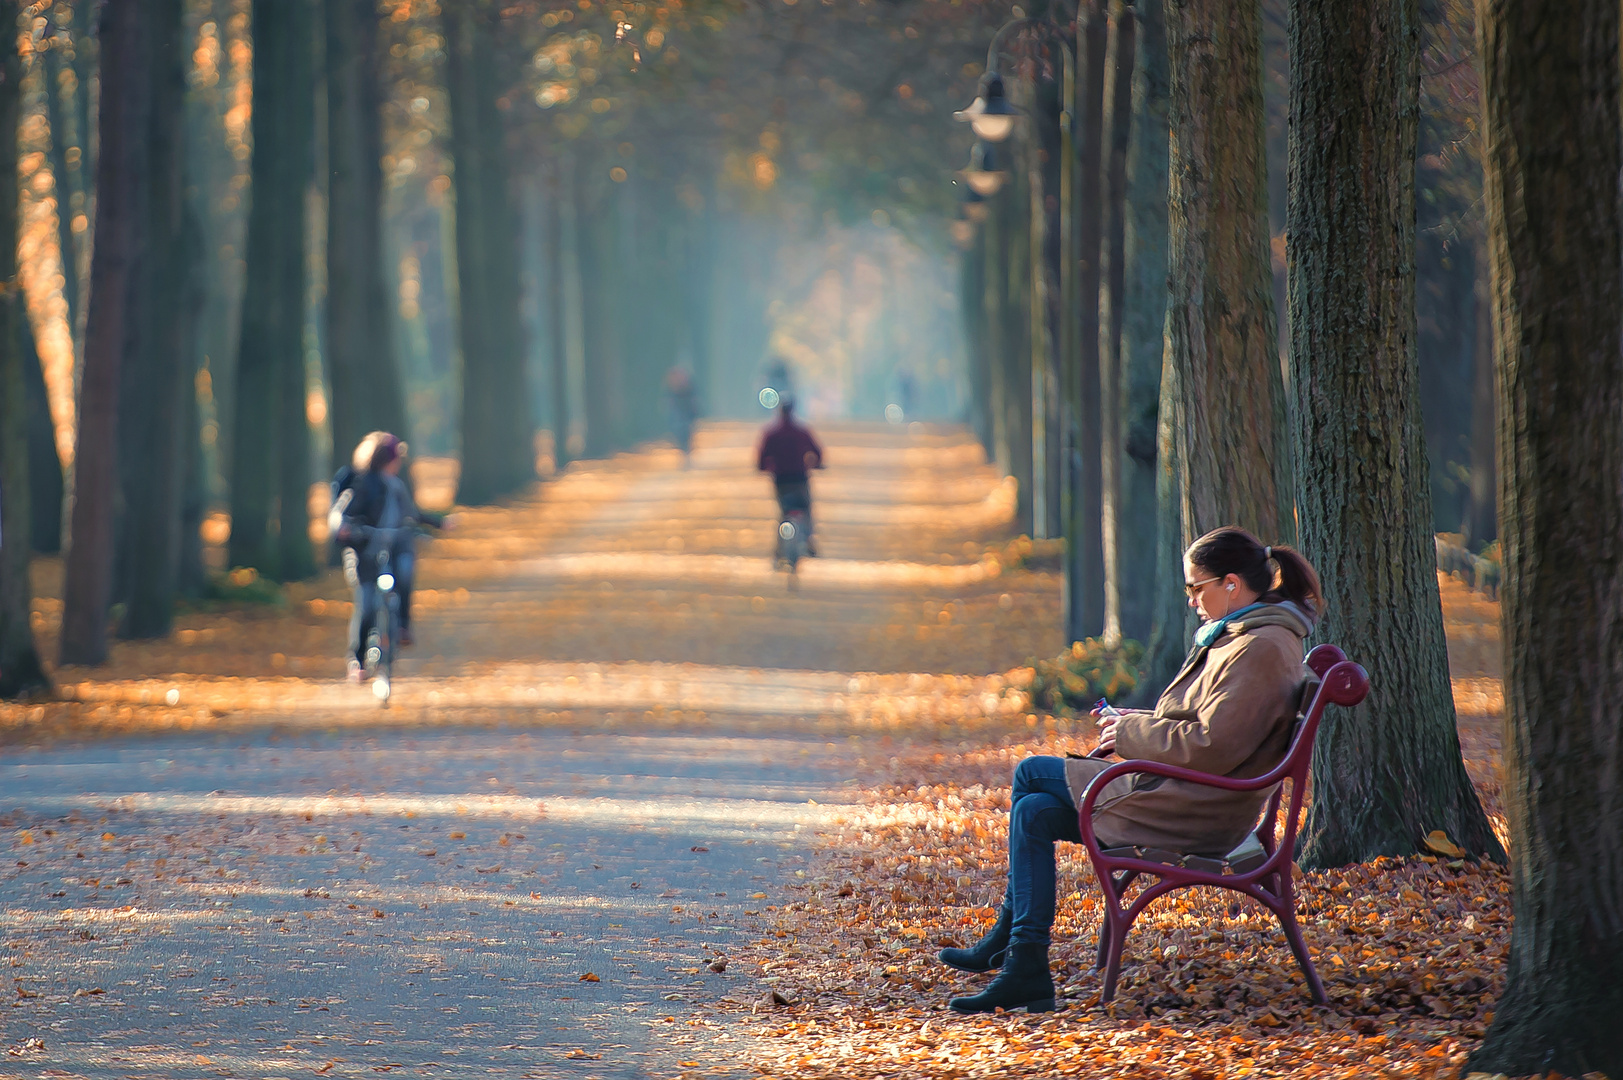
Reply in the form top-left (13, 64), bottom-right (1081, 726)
top-left (776, 508), bottom-right (808, 588)
top-left (365, 546), bottom-right (401, 705)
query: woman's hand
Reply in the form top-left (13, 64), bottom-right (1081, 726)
top-left (1094, 713), bottom-right (1120, 755)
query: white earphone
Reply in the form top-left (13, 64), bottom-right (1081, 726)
top-left (1225, 583), bottom-right (1235, 592)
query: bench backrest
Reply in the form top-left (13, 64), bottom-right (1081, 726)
top-left (1256, 644), bottom-right (1370, 855)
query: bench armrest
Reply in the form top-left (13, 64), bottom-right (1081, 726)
top-left (1076, 757), bottom-right (1285, 854)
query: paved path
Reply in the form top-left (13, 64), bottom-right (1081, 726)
top-left (1, 422), bottom-right (1061, 1079)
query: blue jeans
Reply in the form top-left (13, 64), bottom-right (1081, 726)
top-left (1005, 755), bottom-right (1084, 947)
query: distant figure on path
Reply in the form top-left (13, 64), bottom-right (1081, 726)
top-left (664, 366), bottom-right (699, 463)
top-left (756, 397), bottom-right (824, 557)
top-left (939, 526), bottom-right (1325, 1015)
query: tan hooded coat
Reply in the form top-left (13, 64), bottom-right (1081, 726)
top-left (1064, 602), bottom-right (1317, 856)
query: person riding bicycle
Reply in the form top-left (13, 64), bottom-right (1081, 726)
top-left (332, 433), bottom-right (448, 680)
top-left (756, 397), bottom-right (824, 557)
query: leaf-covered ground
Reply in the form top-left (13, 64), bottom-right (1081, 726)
top-left (704, 579), bottom-right (1519, 1080)
top-left (1, 426), bottom-right (1540, 1079)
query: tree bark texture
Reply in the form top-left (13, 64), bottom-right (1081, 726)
top-left (325, 0), bottom-right (408, 470)
top-left (1099, 2), bottom-right (1135, 646)
top-left (60, 0), bottom-right (150, 667)
top-left (0, 22), bottom-right (48, 699)
top-left (24, 318), bottom-right (62, 554)
top-left (1468, 0), bottom-right (1623, 1071)
top-left (229, 0), bottom-right (314, 579)
top-left (1142, 0), bottom-right (1293, 689)
top-left (1288, 0), bottom-right (1502, 868)
top-left (444, 0), bottom-right (533, 503)
top-left (1070, 0), bottom-right (1107, 639)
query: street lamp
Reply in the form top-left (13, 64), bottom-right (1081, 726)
top-left (962, 186), bottom-right (990, 223)
top-left (958, 140), bottom-right (1008, 197)
top-left (950, 17), bottom-right (1075, 546)
top-left (954, 72), bottom-right (1021, 143)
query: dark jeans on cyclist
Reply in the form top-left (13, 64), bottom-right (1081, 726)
top-left (773, 475), bottom-right (815, 554)
top-left (346, 544), bottom-right (415, 664)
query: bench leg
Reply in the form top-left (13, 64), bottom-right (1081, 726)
top-left (1270, 874), bottom-right (1327, 1006)
top-left (1099, 912), bottom-right (1127, 1003)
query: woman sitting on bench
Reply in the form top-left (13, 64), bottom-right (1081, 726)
top-left (940, 525), bottom-right (1325, 1014)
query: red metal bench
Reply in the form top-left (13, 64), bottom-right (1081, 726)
top-left (1076, 643), bottom-right (1370, 1005)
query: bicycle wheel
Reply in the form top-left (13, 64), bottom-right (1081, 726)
top-left (373, 592), bottom-right (395, 705)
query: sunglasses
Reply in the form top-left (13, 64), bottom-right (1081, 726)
top-left (1184, 575), bottom-right (1221, 598)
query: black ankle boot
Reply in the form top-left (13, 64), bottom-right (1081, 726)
top-left (938, 903), bottom-right (1012, 973)
top-left (948, 942), bottom-right (1055, 1014)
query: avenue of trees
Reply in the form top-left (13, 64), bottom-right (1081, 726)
top-left (0, 0), bottom-right (1616, 1069)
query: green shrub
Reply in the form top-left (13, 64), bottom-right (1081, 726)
top-left (203, 566), bottom-right (287, 608)
top-left (1026, 637), bottom-right (1144, 715)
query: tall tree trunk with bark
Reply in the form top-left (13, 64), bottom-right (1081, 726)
top-left (444, 0), bottom-right (533, 502)
top-left (1468, 0), bottom-right (1623, 1070)
top-left (325, 0), bottom-right (407, 467)
top-left (1116, 0), bottom-right (1167, 647)
top-left (60, 0), bottom-right (150, 667)
top-left (117, 0), bottom-right (190, 638)
top-left (230, 0), bottom-right (315, 580)
top-left (0, 23), bottom-right (48, 699)
top-left (1099, 1), bottom-right (1135, 646)
top-left (1069, 0), bottom-right (1107, 640)
top-left (1289, 0), bottom-right (1502, 868)
top-left (1140, 0), bottom-right (1293, 694)
top-left (1463, 262), bottom-right (1495, 545)
top-left (24, 319), bottom-right (62, 554)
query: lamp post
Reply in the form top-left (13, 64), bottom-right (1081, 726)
top-left (958, 140), bottom-right (1010, 198)
top-left (955, 19), bottom-right (1075, 546)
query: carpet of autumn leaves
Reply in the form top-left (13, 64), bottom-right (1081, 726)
top-left (706, 579), bottom-right (1528, 1080)
top-left (0, 431), bottom-right (1562, 1080)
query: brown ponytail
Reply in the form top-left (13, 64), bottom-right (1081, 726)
top-left (1186, 526), bottom-right (1326, 618)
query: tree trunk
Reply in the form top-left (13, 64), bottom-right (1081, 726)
top-left (983, 193), bottom-right (1012, 484)
top-left (543, 165), bottom-right (569, 471)
top-left (41, 25), bottom-right (81, 348)
top-left (576, 162), bottom-right (624, 459)
top-left (325, 0), bottom-right (407, 469)
top-left (1004, 174), bottom-right (1035, 536)
top-left (23, 317), bottom-right (62, 554)
top-left (443, 0), bottom-right (533, 503)
top-left (1116, 0), bottom-right (1168, 647)
top-left (117, 0), bottom-right (190, 638)
top-left (60, 0), bottom-right (150, 667)
top-left (1463, 260), bottom-right (1495, 545)
top-left (0, 21), bottom-right (48, 699)
top-left (1288, 0), bottom-right (1502, 868)
top-left (1141, 0), bottom-right (1293, 690)
top-left (230, 0), bottom-right (314, 580)
top-left (1099, 1), bottom-right (1136, 646)
top-left (1467, 0), bottom-right (1623, 1071)
top-left (962, 223), bottom-right (992, 456)
top-left (1069, 0), bottom-right (1107, 639)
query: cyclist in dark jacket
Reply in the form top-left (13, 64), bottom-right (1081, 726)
top-left (332, 434), bottom-right (448, 679)
top-left (756, 398), bottom-right (824, 556)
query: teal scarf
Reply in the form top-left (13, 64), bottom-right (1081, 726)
top-left (1193, 602), bottom-right (1265, 649)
